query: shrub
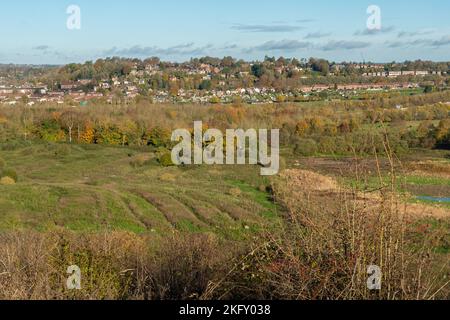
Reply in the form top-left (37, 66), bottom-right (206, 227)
top-left (94, 125), bottom-right (122, 145)
top-left (0, 231), bottom-right (232, 300)
top-left (157, 151), bottom-right (174, 167)
top-left (209, 96), bottom-right (221, 104)
top-left (147, 127), bottom-right (171, 148)
top-left (207, 167), bottom-right (450, 300)
top-left (294, 138), bottom-right (318, 156)
top-left (146, 234), bottom-right (226, 300)
top-left (276, 95), bottom-right (286, 103)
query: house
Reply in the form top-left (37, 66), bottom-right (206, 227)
top-left (60, 82), bottom-right (77, 90)
top-left (77, 79), bottom-right (92, 85)
top-left (100, 82), bottom-right (111, 89)
top-left (0, 88), bottom-right (13, 94)
top-left (387, 71), bottom-right (402, 78)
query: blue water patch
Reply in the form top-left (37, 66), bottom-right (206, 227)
top-left (417, 196), bottom-right (450, 203)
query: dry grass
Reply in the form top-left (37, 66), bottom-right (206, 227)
top-left (0, 231), bottom-right (235, 300)
top-left (406, 161), bottom-right (450, 179)
top-left (0, 176), bottom-right (16, 185)
top-left (202, 149), bottom-right (449, 300)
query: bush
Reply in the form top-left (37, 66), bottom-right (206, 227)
top-left (0, 231), bottom-right (232, 300)
top-left (157, 151), bottom-right (175, 167)
top-left (94, 125), bottom-right (122, 145)
top-left (0, 168), bottom-right (18, 182)
top-left (211, 167), bottom-right (450, 300)
top-left (209, 96), bottom-right (221, 104)
top-left (147, 234), bottom-right (225, 300)
top-left (147, 127), bottom-right (171, 148)
top-left (294, 138), bottom-right (318, 156)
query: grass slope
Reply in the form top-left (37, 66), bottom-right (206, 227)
top-left (0, 141), bottom-right (280, 239)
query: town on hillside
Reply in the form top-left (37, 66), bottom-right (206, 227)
top-left (1, 57), bottom-right (449, 106)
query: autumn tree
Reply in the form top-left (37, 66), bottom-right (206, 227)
top-left (60, 110), bottom-right (79, 143)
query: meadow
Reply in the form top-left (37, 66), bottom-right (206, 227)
top-left (0, 93), bottom-right (449, 300)
top-left (0, 141), bottom-right (279, 237)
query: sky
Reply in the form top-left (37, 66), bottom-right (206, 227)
top-left (0, 0), bottom-right (449, 64)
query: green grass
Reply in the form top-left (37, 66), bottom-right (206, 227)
top-left (227, 179), bottom-right (278, 219)
top-left (409, 197), bottom-right (450, 209)
top-left (0, 141), bottom-right (282, 239)
top-left (404, 176), bottom-right (450, 187)
top-left (342, 170), bottom-right (450, 208)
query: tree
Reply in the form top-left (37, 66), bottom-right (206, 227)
top-left (221, 56), bottom-right (235, 68)
top-left (423, 85), bottom-right (435, 94)
top-left (80, 120), bottom-right (95, 144)
top-left (310, 58), bottom-right (330, 76)
top-left (251, 64), bottom-right (264, 78)
top-left (20, 108), bottom-right (34, 141)
top-left (296, 120), bottom-right (309, 137)
top-left (60, 110), bottom-right (78, 143)
top-left (199, 80), bottom-right (212, 90)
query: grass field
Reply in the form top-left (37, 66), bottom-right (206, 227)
top-left (0, 136), bottom-right (449, 300)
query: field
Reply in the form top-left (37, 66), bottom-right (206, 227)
top-left (0, 142), bottom-right (279, 237)
top-left (3, 141), bottom-right (448, 234)
top-left (0, 95), bottom-right (449, 300)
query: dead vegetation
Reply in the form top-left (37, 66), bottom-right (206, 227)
top-left (203, 169), bottom-right (449, 300)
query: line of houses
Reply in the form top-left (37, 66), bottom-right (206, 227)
top-left (364, 70), bottom-right (444, 78)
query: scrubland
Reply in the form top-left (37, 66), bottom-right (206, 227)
top-left (0, 92), bottom-right (449, 299)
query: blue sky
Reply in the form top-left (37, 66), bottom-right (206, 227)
top-left (0, 0), bottom-right (449, 64)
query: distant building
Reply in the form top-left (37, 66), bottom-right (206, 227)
top-left (60, 82), bottom-right (77, 90)
top-left (387, 71), bottom-right (402, 78)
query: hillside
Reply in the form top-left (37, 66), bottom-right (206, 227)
top-left (0, 142), bottom-right (280, 238)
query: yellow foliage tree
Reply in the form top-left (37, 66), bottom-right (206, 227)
top-left (80, 121), bottom-right (95, 144)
